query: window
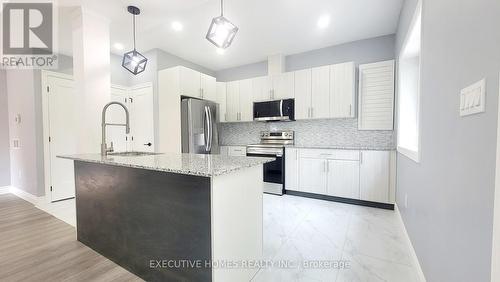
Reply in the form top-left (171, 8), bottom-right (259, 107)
top-left (397, 2), bottom-right (422, 162)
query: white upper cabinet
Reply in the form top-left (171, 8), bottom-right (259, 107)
top-left (358, 60), bottom-right (395, 130)
top-left (294, 69), bottom-right (312, 120)
top-left (359, 150), bottom-right (391, 203)
top-left (226, 81), bottom-right (240, 122)
top-left (252, 76), bottom-right (272, 101)
top-left (239, 79), bottom-right (254, 122)
top-left (251, 73), bottom-right (294, 101)
top-left (179, 66), bottom-right (201, 98)
top-left (216, 82), bottom-right (227, 122)
top-left (311, 65), bottom-right (330, 119)
top-left (330, 62), bottom-right (356, 118)
top-left (201, 73), bottom-right (216, 102)
top-left (272, 72), bottom-right (295, 100)
top-left (174, 66), bottom-right (217, 101)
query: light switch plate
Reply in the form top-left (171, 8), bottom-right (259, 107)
top-left (460, 79), bottom-right (486, 117)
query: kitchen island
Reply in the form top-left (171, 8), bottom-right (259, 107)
top-left (59, 153), bottom-right (273, 282)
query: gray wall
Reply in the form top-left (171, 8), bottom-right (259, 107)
top-left (0, 70), bottom-right (10, 187)
top-left (215, 34), bottom-right (395, 82)
top-left (395, 0), bottom-right (500, 281)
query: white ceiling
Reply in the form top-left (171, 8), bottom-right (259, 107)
top-left (58, 0), bottom-right (403, 71)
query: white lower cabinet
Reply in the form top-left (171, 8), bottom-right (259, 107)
top-left (327, 160), bottom-right (360, 199)
top-left (359, 151), bottom-right (391, 203)
top-left (285, 148), bottom-right (299, 191)
top-left (298, 157), bottom-right (327, 195)
top-left (219, 146), bottom-right (246, 157)
top-left (285, 148), bottom-right (394, 205)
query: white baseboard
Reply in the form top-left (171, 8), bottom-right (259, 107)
top-left (9, 186), bottom-right (45, 206)
top-left (395, 204), bottom-right (426, 282)
top-left (0, 186), bottom-right (10, 194)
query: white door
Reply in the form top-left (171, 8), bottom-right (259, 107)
top-left (109, 85), bottom-right (130, 152)
top-left (360, 151), bottom-right (391, 203)
top-left (285, 148), bottom-right (299, 191)
top-left (311, 65), bottom-right (330, 119)
top-left (298, 158), bottom-right (327, 194)
top-left (272, 72), bottom-right (295, 100)
top-left (129, 84), bottom-right (154, 152)
top-left (201, 73), bottom-right (216, 101)
top-left (330, 62), bottom-right (356, 118)
top-left (179, 66), bottom-right (201, 98)
top-left (226, 81), bottom-right (240, 122)
top-left (239, 79), bottom-right (253, 122)
top-left (294, 69), bottom-right (312, 119)
top-left (216, 82), bottom-right (227, 122)
top-left (252, 76), bottom-right (272, 101)
top-left (327, 160), bottom-right (360, 199)
top-left (47, 75), bottom-right (77, 201)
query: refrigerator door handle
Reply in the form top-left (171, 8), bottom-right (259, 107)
top-left (207, 106), bottom-right (213, 151)
top-left (204, 106), bottom-right (210, 151)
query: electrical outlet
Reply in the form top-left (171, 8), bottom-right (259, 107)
top-left (404, 194), bottom-right (408, 208)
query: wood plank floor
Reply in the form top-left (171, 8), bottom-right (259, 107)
top-left (0, 194), bottom-right (143, 282)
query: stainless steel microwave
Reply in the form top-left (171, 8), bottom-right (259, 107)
top-left (253, 99), bottom-right (295, 122)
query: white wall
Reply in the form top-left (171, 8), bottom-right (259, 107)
top-left (0, 70), bottom-right (10, 187)
top-left (6, 70), bottom-right (42, 196)
top-left (395, 0), bottom-right (500, 281)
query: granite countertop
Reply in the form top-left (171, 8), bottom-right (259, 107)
top-left (284, 145), bottom-right (396, 151)
top-left (221, 144), bottom-right (395, 151)
top-left (58, 153), bottom-right (274, 177)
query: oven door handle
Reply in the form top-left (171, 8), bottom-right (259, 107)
top-left (247, 153), bottom-right (281, 158)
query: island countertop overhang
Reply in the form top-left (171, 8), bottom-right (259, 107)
top-left (58, 152), bottom-right (274, 177)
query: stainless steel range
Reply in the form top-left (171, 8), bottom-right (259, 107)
top-left (247, 131), bottom-right (294, 195)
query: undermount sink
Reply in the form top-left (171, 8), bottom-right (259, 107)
top-left (108, 151), bottom-right (161, 157)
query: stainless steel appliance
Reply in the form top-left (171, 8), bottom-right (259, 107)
top-left (247, 131), bottom-right (294, 195)
top-left (181, 98), bottom-right (220, 154)
top-left (253, 99), bottom-right (295, 121)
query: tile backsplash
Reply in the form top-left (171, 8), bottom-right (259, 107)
top-left (218, 119), bottom-right (396, 149)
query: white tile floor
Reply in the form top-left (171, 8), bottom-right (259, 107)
top-left (253, 194), bottom-right (421, 282)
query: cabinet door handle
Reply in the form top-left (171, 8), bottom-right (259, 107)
top-left (311, 107), bottom-right (314, 118)
top-left (326, 161), bottom-right (329, 172)
top-left (360, 152), bottom-right (363, 164)
top-left (349, 104), bottom-right (352, 116)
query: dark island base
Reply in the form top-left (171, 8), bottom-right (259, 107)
top-left (74, 161), bottom-right (212, 282)
top-left (285, 190), bottom-right (395, 210)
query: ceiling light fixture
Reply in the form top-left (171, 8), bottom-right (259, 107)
top-left (171, 21), bottom-right (183, 31)
top-left (317, 15), bottom-right (330, 29)
top-left (122, 6), bottom-right (147, 75)
top-left (206, 0), bottom-right (238, 49)
top-left (114, 43), bottom-right (124, 51)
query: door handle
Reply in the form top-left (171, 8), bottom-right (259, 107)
top-left (204, 106), bottom-right (210, 151)
top-left (144, 142), bottom-right (152, 147)
top-left (207, 106), bottom-right (213, 151)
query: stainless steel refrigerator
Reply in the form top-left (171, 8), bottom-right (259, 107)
top-left (181, 98), bottom-right (220, 154)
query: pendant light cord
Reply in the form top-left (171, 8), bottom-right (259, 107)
top-left (220, 0), bottom-right (224, 16)
top-left (133, 14), bottom-right (136, 51)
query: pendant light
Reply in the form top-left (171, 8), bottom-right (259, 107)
top-left (122, 6), bottom-right (147, 75)
top-left (206, 0), bottom-right (239, 49)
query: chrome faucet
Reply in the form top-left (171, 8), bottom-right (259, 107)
top-left (101, 102), bottom-right (130, 156)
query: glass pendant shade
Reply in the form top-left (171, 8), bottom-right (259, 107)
top-left (122, 6), bottom-right (147, 75)
top-left (206, 16), bottom-right (238, 49)
top-left (122, 50), bottom-right (147, 75)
